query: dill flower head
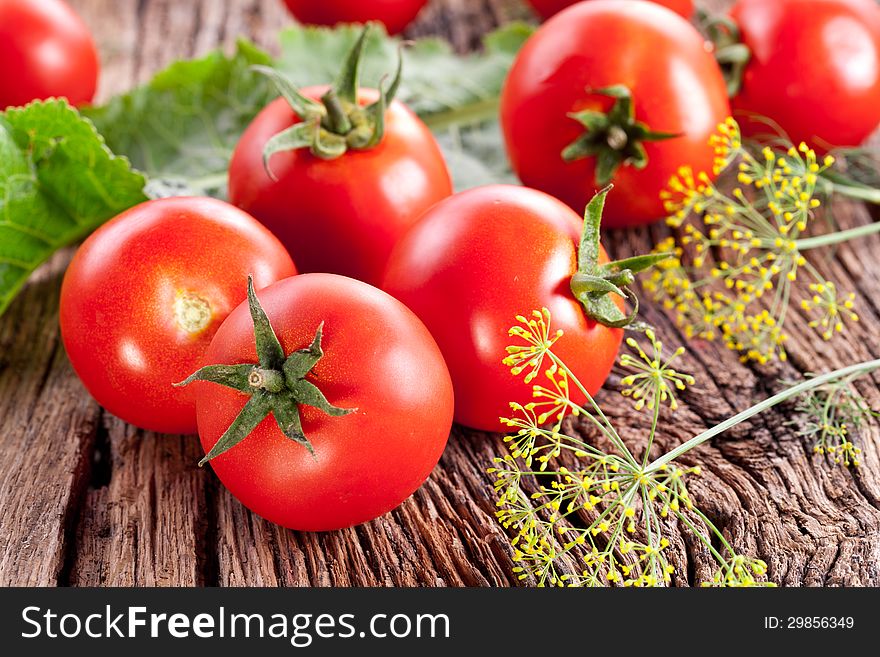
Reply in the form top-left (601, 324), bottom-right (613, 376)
top-left (647, 117), bottom-right (858, 364)
top-left (788, 371), bottom-right (878, 468)
top-left (491, 308), bottom-right (774, 587)
top-left (620, 328), bottom-right (695, 411)
top-left (503, 308), bottom-right (562, 384)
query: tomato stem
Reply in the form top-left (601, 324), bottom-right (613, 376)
top-left (698, 9), bottom-right (750, 97)
top-left (247, 368), bottom-right (285, 393)
top-left (321, 89), bottom-right (353, 134)
top-left (562, 85), bottom-right (679, 186)
top-left (569, 186), bottom-right (672, 329)
top-left (175, 276), bottom-right (356, 465)
top-left (253, 25), bottom-right (405, 165)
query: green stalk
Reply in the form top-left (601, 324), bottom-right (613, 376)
top-left (642, 398), bottom-right (662, 469)
top-left (550, 353), bottom-right (639, 468)
top-left (829, 182), bottom-right (880, 204)
top-left (420, 97), bottom-right (501, 133)
top-left (792, 221), bottom-right (880, 251)
top-left (645, 358), bottom-right (880, 473)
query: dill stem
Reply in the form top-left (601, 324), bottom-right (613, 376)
top-left (645, 358), bottom-right (880, 473)
top-left (642, 399), bottom-right (661, 469)
top-left (674, 505), bottom-right (729, 566)
top-left (827, 180), bottom-right (880, 204)
top-left (791, 221), bottom-right (880, 251)
top-left (550, 353), bottom-right (639, 468)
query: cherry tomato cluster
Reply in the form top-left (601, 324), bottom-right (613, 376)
top-left (507, 0), bottom-right (880, 227)
top-left (58, 27), bottom-right (460, 533)
top-left (34, 0), bottom-right (880, 533)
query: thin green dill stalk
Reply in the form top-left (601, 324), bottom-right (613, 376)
top-left (824, 178), bottom-right (880, 204)
top-left (556, 440), bottom-right (608, 460)
top-left (686, 505), bottom-right (736, 558)
top-left (582, 500), bottom-right (621, 536)
top-left (752, 222), bottom-right (880, 251)
top-left (645, 358), bottom-right (880, 473)
top-left (551, 405), bottom-right (620, 456)
top-left (550, 353), bottom-right (639, 468)
top-left (766, 264), bottom-right (791, 333)
top-left (602, 501), bottom-right (630, 566)
top-left (672, 504), bottom-right (730, 566)
top-left (739, 195), bottom-right (778, 236)
top-left (801, 257), bottom-right (824, 284)
top-left (792, 221), bottom-right (880, 250)
top-left (640, 484), bottom-right (663, 582)
top-left (642, 400), bottom-right (662, 468)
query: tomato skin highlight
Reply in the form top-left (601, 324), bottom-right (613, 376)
top-left (730, 0), bottom-right (880, 149)
top-left (500, 0), bottom-right (729, 227)
top-left (282, 0), bottom-right (428, 34)
top-left (0, 0), bottom-right (99, 108)
top-left (195, 273), bottom-right (453, 531)
top-left (60, 197), bottom-right (297, 434)
top-left (229, 87), bottom-right (452, 287)
top-left (527, 0), bottom-right (694, 20)
top-left (382, 185), bottom-right (623, 433)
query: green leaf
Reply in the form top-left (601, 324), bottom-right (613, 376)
top-left (277, 22), bottom-right (534, 131)
top-left (436, 123), bottom-right (518, 191)
top-left (263, 121), bottom-right (317, 172)
top-left (0, 100), bottom-right (147, 316)
top-left (83, 40), bottom-right (275, 199)
top-left (332, 27), bottom-right (369, 104)
top-left (283, 323), bottom-right (325, 381)
top-left (577, 186), bottom-right (610, 273)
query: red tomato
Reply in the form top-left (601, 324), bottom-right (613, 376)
top-left (193, 273), bottom-right (453, 531)
top-left (730, 0), bottom-right (880, 149)
top-left (60, 197), bottom-right (296, 434)
top-left (229, 87), bottom-right (451, 286)
top-left (527, 0), bottom-right (693, 20)
top-left (0, 0), bottom-right (99, 108)
top-left (382, 185), bottom-right (623, 433)
top-left (282, 0), bottom-right (428, 34)
top-left (500, 0), bottom-right (729, 227)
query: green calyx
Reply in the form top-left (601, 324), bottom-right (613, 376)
top-left (698, 10), bottom-right (751, 98)
top-left (570, 185), bottom-right (672, 328)
top-left (562, 85), bottom-right (679, 186)
top-left (175, 277), bottom-right (356, 466)
top-left (253, 26), bottom-right (403, 171)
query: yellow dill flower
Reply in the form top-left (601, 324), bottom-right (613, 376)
top-left (649, 117), bottom-right (856, 363)
top-left (503, 308), bottom-right (563, 383)
top-left (491, 308), bottom-right (775, 587)
top-left (620, 328), bottom-right (695, 411)
top-left (788, 370), bottom-right (877, 468)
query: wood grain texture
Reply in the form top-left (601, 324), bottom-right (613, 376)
top-left (0, 0), bottom-right (878, 587)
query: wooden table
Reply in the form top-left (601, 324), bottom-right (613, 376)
top-left (2, 0), bottom-right (878, 587)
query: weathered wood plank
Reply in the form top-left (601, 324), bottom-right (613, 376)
top-left (0, 254), bottom-right (98, 586)
top-left (67, 422), bottom-right (207, 586)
